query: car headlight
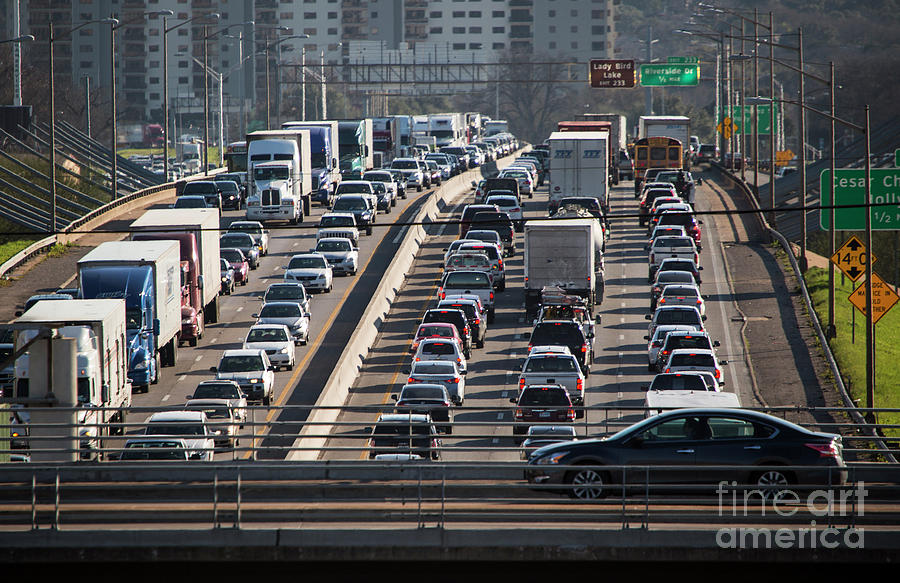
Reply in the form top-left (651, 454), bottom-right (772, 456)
top-left (279, 347), bottom-right (289, 354)
top-left (533, 452), bottom-right (569, 465)
top-left (79, 427), bottom-right (97, 438)
top-left (182, 318), bottom-right (192, 325)
top-left (249, 378), bottom-right (261, 384)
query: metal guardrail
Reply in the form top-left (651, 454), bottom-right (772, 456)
top-left (0, 461), bottom-right (894, 534)
top-left (710, 164), bottom-right (898, 464)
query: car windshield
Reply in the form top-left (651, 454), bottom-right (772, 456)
top-left (656, 271), bottom-right (694, 285)
top-left (448, 255), bottom-right (490, 268)
top-left (412, 361), bottom-right (456, 375)
top-left (649, 375), bottom-right (709, 391)
top-left (187, 406), bottom-right (230, 419)
top-left (459, 245), bottom-right (498, 259)
top-left (373, 423), bottom-right (431, 436)
top-left (659, 214), bottom-right (695, 227)
top-left (663, 287), bottom-right (699, 298)
top-left (400, 386), bottom-right (446, 400)
top-left (317, 240), bottom-right (352, 252)
top-left (218, 355), bottom-right (265, 372)
top-left (530, 324), bottom-right (582, 344)
top-left (656, 310), bottom-right (701, 325)
top-left (667, 335), bottom-right (712, 350)
top-left (260, 304), bottom-right (301, 318)
top-left (221, 249), bottom-right (245, 263)
top-left (215, 182), bottom-right (238, 193)
top-left (444, 272), bottom-right (490, 287)
top-left (392, 160), bottom-right (418, 169)
top-left (254, 167), bottom-right (289, 181)
top-left (194, 384), bottom-right (240, 399)
top-left (320, 216), bottom-right (355, 227)
top-left (266, 286), bottom-right (305, 301)
top-left (519, 389), bottom-right (570, 406)
top-left (182, 183), bottom-right (216, 194)
top-left (288, 256), bottom-right (326, 269)
top-left (417, 325), bottom-right (454, 338)
top-left (420, 342), bottom-right (456, 356)
top-left (337, 184), bottom-right (371, 194)
top-left (146, 423), bottom-right (206, 436)
top-left (364, 173), bottom-right (391, 182)
top-left (524, 357), bottom-right (578, 373)
top-left (670, 354), bottom-right (715, 367)
top-left (660, 261), bottom-right (695, 273)
top-left (333, 198), bottom-right (368, 211)
top-left (247, 328), bottom-right (290, 343)
top-left (220, 234), bottom-right (251, 248)
top-left (121, 443), bottom-right (187, 461)
top-left (654, 237), bottom-right (694, 248)
top-left (229, 224), bottom-right (262, 235)
top-left (174, 197), bottom-right (207, 208)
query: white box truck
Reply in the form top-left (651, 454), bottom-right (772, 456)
top-left (78, 240), bottom-right (181, 391)
top-left (246, 129), bottom-right (313, 223)
top-left (639, 115), bottom-right (691, 167)
top-left (129, 208), bottom-right (222, 345)
top-left (13, 299), bottom-right (132, 458)
top-left (547, 131), bottom-right (609, 214)
top-left (524, 218), bottom-right (605, 317)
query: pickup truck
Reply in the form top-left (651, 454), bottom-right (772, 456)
top-left (437, 270), bottom-right (495, 323)
top-left (648, 236), bottom-right (699, 282)
top-left (517, 351), bottom-right (585, 406)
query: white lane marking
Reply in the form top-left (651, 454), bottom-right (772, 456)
top-left (194, 355), bottom-right (203, 362)
top-left (392, 226), bottom-right (409, 244)
top-left (619, 334), bottom-right (625, 341)
top-left (620, 317), bottom-right (625, 323)
top-left (161, 394), bottom-right (170, 402)
top-left (621, 301), bottom-right (627, 308)
top-left (501, 390), bottom-right (508, 398)
top-left (178, 375), bottom-right (186, 382)
top-left (210, 337), bottom-right (218, 344)
top-left (236, 306), bottom-right (243, 313)
top-left (617, 392), bottom-right (623, 399)
top-left (496, 412), bottom-right (504, 420)
top-left (492, 438), bottom-right (499, 444)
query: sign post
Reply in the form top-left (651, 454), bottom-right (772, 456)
top-left (589, 59), bottom-right (636, 88)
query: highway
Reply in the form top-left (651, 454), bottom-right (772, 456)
top-left (320, 170), bottom-right (755, 461)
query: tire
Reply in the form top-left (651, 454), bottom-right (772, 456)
top-left (498, 280), bottom-right (506, 292)
top-left (263, 394), bottom-right (271, 406)
top-left (566, 465), bottom-right (608, 500)
top-left (417, 185), bottom-right (423, 192)
top-left (151, 353), bottom-right (161, 386)
top-left (487, 309), bottom-right (495, 324)
top-left (366, 226), bottom-right (373, 236)
top-left (189, 337), bottom-right (198, 347)
top-left (286, 362), bottom-right (294, 371)
top-left (752, 468), bottom-right (794, 499)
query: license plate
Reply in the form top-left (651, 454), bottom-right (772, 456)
top-left (539, 411), bottom-right (551, 418)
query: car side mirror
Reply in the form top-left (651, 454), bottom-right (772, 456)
top-left (402, 368), bottom-right (411, 375)
top-left (699, 220), bottom-right (704, 225)
top-left (644, 315), bottom-right (651, 321)
top-left (391, 394), bottom-right (398, 401)
top-left (713, 340), bottom-right (721, 347)
top-left (698, 266), bottom-right (704, 270)
top-left (643, 335), bottom-right (649, 340)
top-left (523, 331), bottom-right (531, 339)
top-left (186, 395), bottom-right (194, 400)
top-left (461, 370), bottom-right (468, 376)
top-left (209, 366), bottom-right (218, 373)
top-left (702, 315), bottom-right (708, 321)
top-left (595, 315), bottom-right (602, 324)
top-left (509, 397), bottom-right (518, 404)
top-left (640, 385), bottom-right (649, 392)
top-left (696, 177), bottom-right (703, 185)
top-left (702, 295), bottom-right (710, 300)
top-left (251, 313), bottom-right (259, 319)
top-left (719, 360), bottom-right (728, 366)
top-left (268, 365), bottom-right (276, 371)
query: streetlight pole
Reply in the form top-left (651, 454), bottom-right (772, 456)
top-left (48, 18), bottom-right (117, 233)
top-left (163, 13), bottom-right (219, 182)
top-left (261, 32), bottom-right (307, 129)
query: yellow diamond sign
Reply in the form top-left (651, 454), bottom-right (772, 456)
top-left (849, 273), bottom-right (899, 324)
top-left (830, 235), bottom-right (875, 282)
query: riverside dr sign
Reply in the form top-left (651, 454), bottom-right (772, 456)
top-left (639, 63), bottom-right (700, 87)
top-left (820, 169), bottom-right (900, 231)
top-left (589, 59), bottom-right (636, 88)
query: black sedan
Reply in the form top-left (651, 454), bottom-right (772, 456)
top-left (525, 408), bottom-right (847, 500)
top-left (220, 232), bottom-right (260, 269)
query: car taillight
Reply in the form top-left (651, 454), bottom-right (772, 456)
top-left (661, 350), bottom-right (669, 356)
top-left (805, 442), bottom-right (840, 458)
top-left (448, 378), bottom-right (460, 384)
top-left (694, 253), bottom-right (700, 264)
top-left (407, 377), bottom-right (416, 383)
top-left (397, 401), bottom-right (407, 407)
top-left (512, 208), bottom-right (520, 212)
top-left (475, 318), bottom-right (481, 325)
top-left (581, 344), bottom-right (587, 353)
top-left (665, 368), bottom-right (671, 373)
top-left (440, 292), bottom-right (446, 300)
top-left (714, 369), bottom-right (721, 378)
top-left (514, 408), bottom-right (524, 419)
top-left (567, 408), bottom-right (576, 420)
top-left (518, 378), bottom-right (526, 390)
top-left (696, 299), bottom-right (703, 304)
top-left (456, 357), bottom-right (462, 364)
top-left (653, 286), bottom-right (661, 294)
top-left (659, 298), bottom-right (667, 304)
top-left (489, 292), bottom-right (494, 301)
top-left (576, 378), bottom-right (583, 393)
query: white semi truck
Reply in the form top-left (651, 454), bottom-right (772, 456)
top-left (13, 299), bottom-right (132, 459)
top-left (639, 115), bottom-right (692, 168)
top-left (547, 131), bottom-right (610, 214)
top-left (524, 218), bottom-right (605, 318)
top-left (245, 129), bottom-right (313, 223)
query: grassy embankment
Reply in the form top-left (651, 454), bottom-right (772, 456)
top-left (805, 267), bottom-right (900, 437)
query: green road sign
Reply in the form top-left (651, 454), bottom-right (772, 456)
top-left (639, 64), bottom-right (700, 87)
top-left (820, 169), bottom-right (900, 230)
top-left (667, 56), bottom-right (700, 64)
top-left (721, 105), bottom-right (778, 134)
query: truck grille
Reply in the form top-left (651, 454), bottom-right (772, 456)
top-left (261, 189), bottom-right (281, 206)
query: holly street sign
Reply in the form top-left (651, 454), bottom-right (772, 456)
top-left (589, 59), bottom-right (636, 88)
top-left (820, 169), bottom-right (900, 231)
top-left (721, 105), bottom-right (777, 134)
top-left (639, 64), bottom-right (700, 87)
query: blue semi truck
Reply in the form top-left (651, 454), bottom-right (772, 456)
top-left (281, 120), bottom-right (341, 206)
top-left (78, 240), bottom-right (182, 392)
